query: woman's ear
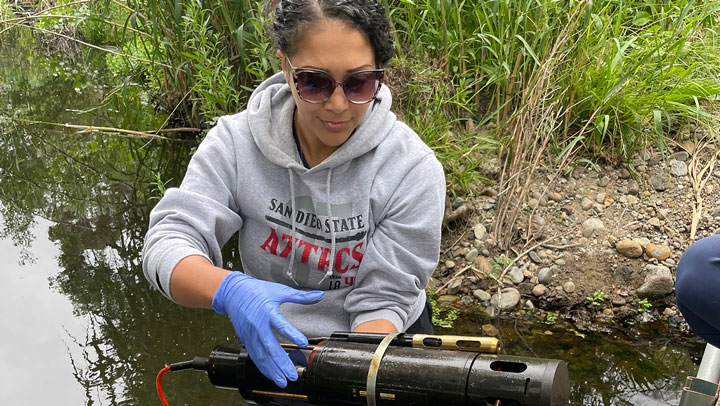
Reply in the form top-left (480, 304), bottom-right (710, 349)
top-left (277, 50), bottom-right (291, 83)
top-left (277, 50), bottom-right (287, 71)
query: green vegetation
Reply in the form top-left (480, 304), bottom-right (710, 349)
top-left (545, 311), bottom-right (559, 324)
top-left (637, 298), bottom-right (653, 313)
top-left (586, 291), bottom-right (608, 307)
top-left (2, 0), bottom-right (719, 198)
top-left (491, 254), bottom-right (512, 272)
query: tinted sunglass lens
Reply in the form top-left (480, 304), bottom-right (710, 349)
top-left (296, 71), bottom-right (334, 102)
top-left (343, 72), bottom-right (380, 103)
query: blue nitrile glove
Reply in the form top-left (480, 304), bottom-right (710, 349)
top-left (212, 272), bottom-right (324, 387)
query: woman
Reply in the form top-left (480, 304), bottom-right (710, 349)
top-left (142, 0), bottom-right (445, 389)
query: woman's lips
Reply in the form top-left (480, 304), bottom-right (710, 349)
top-left (322, 119), bottom-right (350, 132)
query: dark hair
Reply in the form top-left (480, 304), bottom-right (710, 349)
top-left (269, 0), bottom-right (394, 66)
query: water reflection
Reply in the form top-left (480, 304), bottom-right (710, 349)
top-left (0, 26), bottom-right (706, 406)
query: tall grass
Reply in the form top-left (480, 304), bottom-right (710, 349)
top-left (2, 0), bottom-right (719, 172)
top-left (389, 0), bottom-right (720, 166)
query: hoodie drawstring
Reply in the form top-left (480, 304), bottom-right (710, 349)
top-left (318, 167), bottom-right (335, 286)
top-left (285, 168), bottom-right (299, 286)
top-left (285, 167), bottom-right (336, 287)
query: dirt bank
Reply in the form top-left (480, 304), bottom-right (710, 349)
top-left (433, 134), bottom-right (720, 341)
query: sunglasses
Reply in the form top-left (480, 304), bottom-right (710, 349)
top-left (286, 57), bottom-right (384, 104)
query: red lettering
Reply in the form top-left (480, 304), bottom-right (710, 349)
top-left (344, 276), bottom-right (355, 286)
top-left (260, 228), bottom-right (279, 254)
top-left (335, 248), bottom-right (350, 273)
top-left (297, 240), bottom-right (318, 264)
top-left (350, 242), bottom-right (364, 269)
top-left (279, 234), bottom-right (293, 258)
top-left (317, 246), bottom-right (332, 272)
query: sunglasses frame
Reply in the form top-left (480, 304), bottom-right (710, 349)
top-left (286, 57), bottom-right (384, 104)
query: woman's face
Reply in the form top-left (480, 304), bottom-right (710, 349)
top-left (279, 19), bottom-right (377, 163)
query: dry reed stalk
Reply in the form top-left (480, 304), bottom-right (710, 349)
top-left (688, 139), bottom-right (720, 242)
top-left (493, 18), bottom-right (581, 250)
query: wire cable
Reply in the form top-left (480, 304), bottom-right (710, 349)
top-left (156, 366), bottom-right (171, 406)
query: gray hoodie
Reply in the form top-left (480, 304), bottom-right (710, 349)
top-left (142, 72), bottom-right (445, 338)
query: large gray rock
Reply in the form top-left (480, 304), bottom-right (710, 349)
top-left (473, 289), bottom-right (492, 303)
top-left (637, 264), bottom-right (674, 298)
top-left (506, 267), bottom-right (525, 284)
top-left (538, 267), bottom-right (553, 285)
top-left (490, 288), bottom-right (522, 311)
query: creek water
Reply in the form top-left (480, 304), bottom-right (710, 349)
top-left (0, 28), bottom-right (707, 405)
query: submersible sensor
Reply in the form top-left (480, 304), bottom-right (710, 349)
top-left (158, 332), bottom-right (570, 406)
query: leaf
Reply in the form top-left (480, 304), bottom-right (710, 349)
top-left (632, 11), bottom-right (652, 26)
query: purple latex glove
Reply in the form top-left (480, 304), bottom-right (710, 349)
top-left (212, 272), bottom-right (324, 387)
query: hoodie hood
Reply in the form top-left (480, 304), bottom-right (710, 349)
top-left (246, 72), bottom-right (396, 171)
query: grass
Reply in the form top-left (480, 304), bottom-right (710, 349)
top-left (2, 0), bottom-right (720, 246)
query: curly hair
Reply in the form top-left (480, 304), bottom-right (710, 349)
top-left (268, 0), bottom-right (395, 67)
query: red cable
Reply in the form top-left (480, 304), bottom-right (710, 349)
top-left (156, 366), bottom-right (172, 406)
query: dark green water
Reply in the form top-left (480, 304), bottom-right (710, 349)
top-left (0, 29), bottom-right (705, 405)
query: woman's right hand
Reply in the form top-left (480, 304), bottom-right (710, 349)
top-left (211, 271), bottom-right (324, 387)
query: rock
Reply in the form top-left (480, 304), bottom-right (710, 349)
top-left (524, 300), bottom-right (535, 311)
top-left (473, 289), bottom-right (492, 303)
top-left (538, 268), bottom-right (553, 285)
top-left (531, 214), bottom-right (546, 229)
top-left (648, 217), bottom-right (662, 229)
top-left (528, 251), bottom-right (542, 264)
top-left (480, 157), bottom-right (501, 177)
top-left (481, 324), bottom-right (499, 337)
top-left (437, 295), bottom-right (457, 305)
top-left (599, 175), bottom-right (611, 187)
top-left (602, 308), bottom-right (614, 317)
top-left (627, 180), bottom-right (640, 195)
top-left (473, 223), bottom-right (488, 241)
top-left (616, 239), bottom-right (643, 258)
top-left (483, 202), bottom-right (496, 210)
top-left (637, 264), bottom-right (674, 298)
top-left (612, 298), bottom-right (627, 306)
top-left (485, 306), bottom-right (498, 317)
top-left (645, 243), bottom-right (671, 261)
top-left (460, 295), bottom-right (474, 305)
top-left (671, 151), bottom-right (690, 162)
top-left (619, 168), bottom-right (631, 179)
top-left (452, 197), bottom-right (465, 209)
top-left (532, 284), bottom-right (547, 297)
top-left (446, 277), bottom-right (463, 295)
top-left (563, 281), bottom-right (576, 293)
top-left (649, 174), bottom-right (667, 191)
top-left (427, 277), bottom-right (441, 291)
top-left (474, 256), bottom-right (492, 274)
top-left (582, 218), bottom-right (605, 237)
top-left (548, 192), bottom-right (563, 202)
top-left (465, 248), bottom-right (479, 262)
top-left (490, 288), bottom-right (522, 311)
top-left (528, 198), bottom-right (539, 208)
top-left (595, 192), bottom-right (606, 204)
top-left (670, 160), bottom-right (688, 177)
top-left (506, 267), bottom-right (525, 284)
top-left (445, 260), bottom-right (456, 269)
top-left (581, 197), bottom-right (594, 210)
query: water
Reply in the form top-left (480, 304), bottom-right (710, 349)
top-left (0, 28), bottom-right (707, 405)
